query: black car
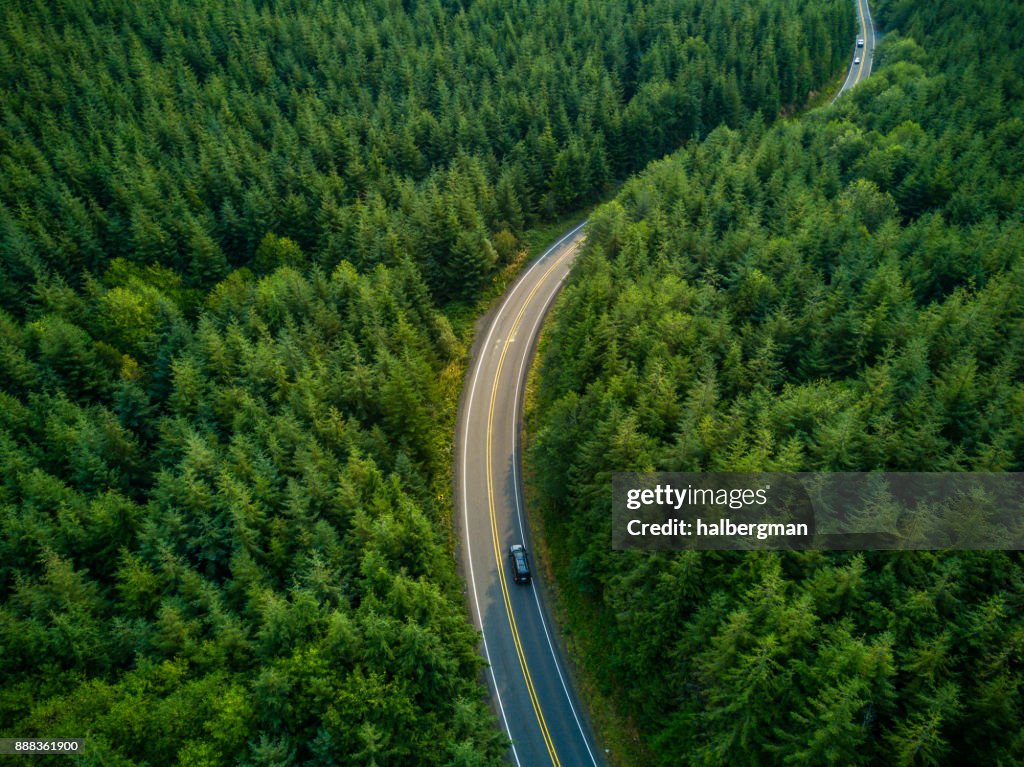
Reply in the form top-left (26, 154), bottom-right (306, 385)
top-left (508, 544), bottom-right (531, 584)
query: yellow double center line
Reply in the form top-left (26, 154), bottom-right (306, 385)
top-left (853, 0), bottom-right (868, 86)
top-left (485, 238), bottom-right (581, 767)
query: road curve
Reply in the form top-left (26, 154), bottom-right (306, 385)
top-left (457, 221), bottom-right (604, 767)
top-left (834, 0), bottom-right (877, 102)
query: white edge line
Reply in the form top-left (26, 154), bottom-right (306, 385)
top-left (509, 243), bottom-right (601, 767)
top-left (459, 219), bottom-right (588, 766)
top-left (864, 0), bottom-right (874, 67)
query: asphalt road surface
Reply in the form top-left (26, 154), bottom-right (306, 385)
top-left (835, 0), bottom-right (877, 101)
top-left (457, 221), bottom-right (604, 767)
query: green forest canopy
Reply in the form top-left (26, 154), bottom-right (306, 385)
top-left (0, 0), bottom-right (853, 765)
top-left (529, 0), bottom-right (1024, 764)
top-left (1, 0), bottom-right (851, 306)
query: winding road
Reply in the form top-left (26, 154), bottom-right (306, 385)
top-left (457, 221), bottom-right (601, 767)
top-left (456, 2), bottom-right (875, 764)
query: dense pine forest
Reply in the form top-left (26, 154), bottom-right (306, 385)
top-left (0, 0), bottom-right (852, 306)
top-left (529, 0), bottom-right (1024, 764)
top-left (0, 0), bottom-right (853, 765)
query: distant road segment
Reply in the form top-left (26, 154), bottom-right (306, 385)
top-left (834, 0), bottom-right (876, 101)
